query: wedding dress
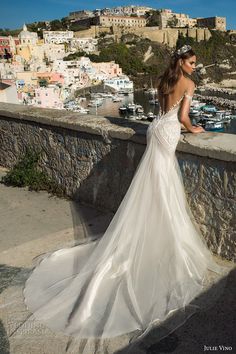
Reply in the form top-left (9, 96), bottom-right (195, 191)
top-left (23, 92), bottom-right (227, 347)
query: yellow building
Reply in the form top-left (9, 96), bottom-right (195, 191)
top-left (16, 71), bottom-right (38, 87)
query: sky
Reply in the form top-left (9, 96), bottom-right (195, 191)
top-left (1, 0), bottom-right (235, 30)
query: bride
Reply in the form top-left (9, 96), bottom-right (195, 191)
top-left (23, 45), bottom-right (227, 348)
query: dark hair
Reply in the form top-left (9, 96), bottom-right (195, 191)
top-left (157, 48), bottom-right (196, 95)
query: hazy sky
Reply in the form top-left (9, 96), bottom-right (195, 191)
top-left (1, 0), bottom-right (235, 30)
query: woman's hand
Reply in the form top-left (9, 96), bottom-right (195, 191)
top-left (190, 125), bottom-right (205, 133)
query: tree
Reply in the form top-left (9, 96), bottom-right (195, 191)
top-left (50, 20), bottom-right (62, 31)
top-left (167, 17), bottom-right (178, 27)
top-left (146, 10), bottom-right (161, 27)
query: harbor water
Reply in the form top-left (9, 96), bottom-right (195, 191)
top-left (82, 90), bottom-right (236, 134)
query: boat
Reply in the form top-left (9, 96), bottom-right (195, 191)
top-left (145, 77), bottom-right (157, 95)
top-left (189, 107), bottom-right (201, 117)
top-left (191, 99), bottom-right (205, 109)
top-left (126, 103), bottom-right (136, 112)
top-left (88, 98), bottom-right (103, 107)
top-left (135, 104), bottom-right (144, 114)
top-left (214, 110), bottom-right (232, 122)
top-left (149, 99), bottom-right (159, 105)
top-left (147, 111), bottom-right (155, 121)
top-left (201, 104), bottom-right (218, 113)
top-left (74, 107), bottom-right (90, 114)
top-left (198, 117), bottom-right (224, 131)
top-left (119, 106), bottom-right (127, 113)
top-left (112, 96), bottom-right (122, 102)
top-left (204, 121), bottom-right (224, 131)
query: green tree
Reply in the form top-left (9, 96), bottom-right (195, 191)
top-left (50, 19), bottom-right (62, 31)
top-left (167, 17), bottom-right (178, 27)
top-left (146, 10), bottom-right (161, 27)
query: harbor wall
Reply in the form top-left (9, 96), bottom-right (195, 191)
top-left (0, 102), bottom-right (235, 261)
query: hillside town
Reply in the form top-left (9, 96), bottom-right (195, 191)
top-left (0, 5), bottom-right (229, 113)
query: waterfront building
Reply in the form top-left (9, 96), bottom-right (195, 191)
top-left (103, 76), bottom-right (133, 93)
top-left (91, 61), bottom-right (122, 80)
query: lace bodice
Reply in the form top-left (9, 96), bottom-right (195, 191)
top-left (159, 92), bottom-right (193, 116)
top-left (147, 92), bottom-right (193, 152)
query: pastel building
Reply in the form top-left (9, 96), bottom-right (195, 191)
top-left (0, 36), bottom-right (20, 58)
top-left (34, 86), bottom-right (63, 109)
top-left (36, 72), bottom-right (64, 85)
top-left (91, 61), bottom-right (122, 80)
top-left (0, 82), bottom-right (19, 104)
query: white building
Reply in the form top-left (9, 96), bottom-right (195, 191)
top-left (103, 76), bottom-right (133, 93)
top-left (71, 38), bottom-right (98, 54)
top-left (0, 82), bottom-right (19, 104)
top-left (43, 31), bottom-right (74, 44)
top-left (19, 24), bottom-right (38, 46)
top-left (52, 58), bottom-right (92, 88)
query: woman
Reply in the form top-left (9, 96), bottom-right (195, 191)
top-left (23, 45), bottom-right (227, 350)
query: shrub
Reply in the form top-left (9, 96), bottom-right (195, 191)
top-left (1, 149), bottom-right (65, 197)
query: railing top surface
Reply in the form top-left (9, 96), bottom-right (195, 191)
top-left (0, 102), bottom-right (235, 162)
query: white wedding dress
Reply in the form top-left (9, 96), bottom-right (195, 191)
top-left (23, 93), bottom-right (227, 347)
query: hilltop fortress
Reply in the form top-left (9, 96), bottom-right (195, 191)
top-left (70, 7), bottom-right (226, 48)
top-left (74, 25), bottom-right (212, 48)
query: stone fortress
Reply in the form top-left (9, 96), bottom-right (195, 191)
top-left (69, 6), bottom-right (226, 48)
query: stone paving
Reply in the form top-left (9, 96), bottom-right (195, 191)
top-left (0, 167), bottom-right (235, 354)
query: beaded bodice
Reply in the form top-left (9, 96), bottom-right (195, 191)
top-left (147, 93), bottom-right (193, 152)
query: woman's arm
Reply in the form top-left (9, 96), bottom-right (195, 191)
top-left (179, 81), bottom-right (204, 133)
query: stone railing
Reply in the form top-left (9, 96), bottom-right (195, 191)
top-left (0, 102), bottom-right (235, 261)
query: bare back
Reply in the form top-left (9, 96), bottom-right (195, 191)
top-left (158, 76), bottom-right (194, 115)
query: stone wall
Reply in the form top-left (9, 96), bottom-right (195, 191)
top-left (0, 103), bottom-right (235, 261)
top-left (75, 26), bottom-right (212, 47)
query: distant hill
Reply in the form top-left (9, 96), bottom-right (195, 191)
top-left (96, 30), bottom-right (236, 89)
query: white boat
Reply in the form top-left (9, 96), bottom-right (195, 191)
top-left (204, 120), bottom-right (224, 131)
top-left (149, 99), bottom-right (159, 105)
top-left (189, 107), bottom-right (201, 117)
top-left (191, 100), bottom-right (205, 109)
top-left (74, 107), bottom-right (90, 114)
top-left (135, 104), bottom-right (144, 114)
top-left (127, 103), bottom-right (136, 112)
top-left (88, 98), bottom-right (104, 107)
top-left (146, 88), bottom-right (157, 95)
top-left (214, 110), bottom-right (232, 121)
top-left (147, 111), bottom-right (156, 121)
top-left (112, 96), bottom-right (122, 102)
top-left (119, 106), bottom-right (127, 113)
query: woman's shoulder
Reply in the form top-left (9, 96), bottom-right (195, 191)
top-left (180, 76), bottom-right (195, 90)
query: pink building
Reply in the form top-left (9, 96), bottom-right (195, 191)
top-left (91, 61), bottom-right (122, 79)
top-left (36, 72), bottom-right (64, 85)
top-left (34, 86), bottom-right (63, 109)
